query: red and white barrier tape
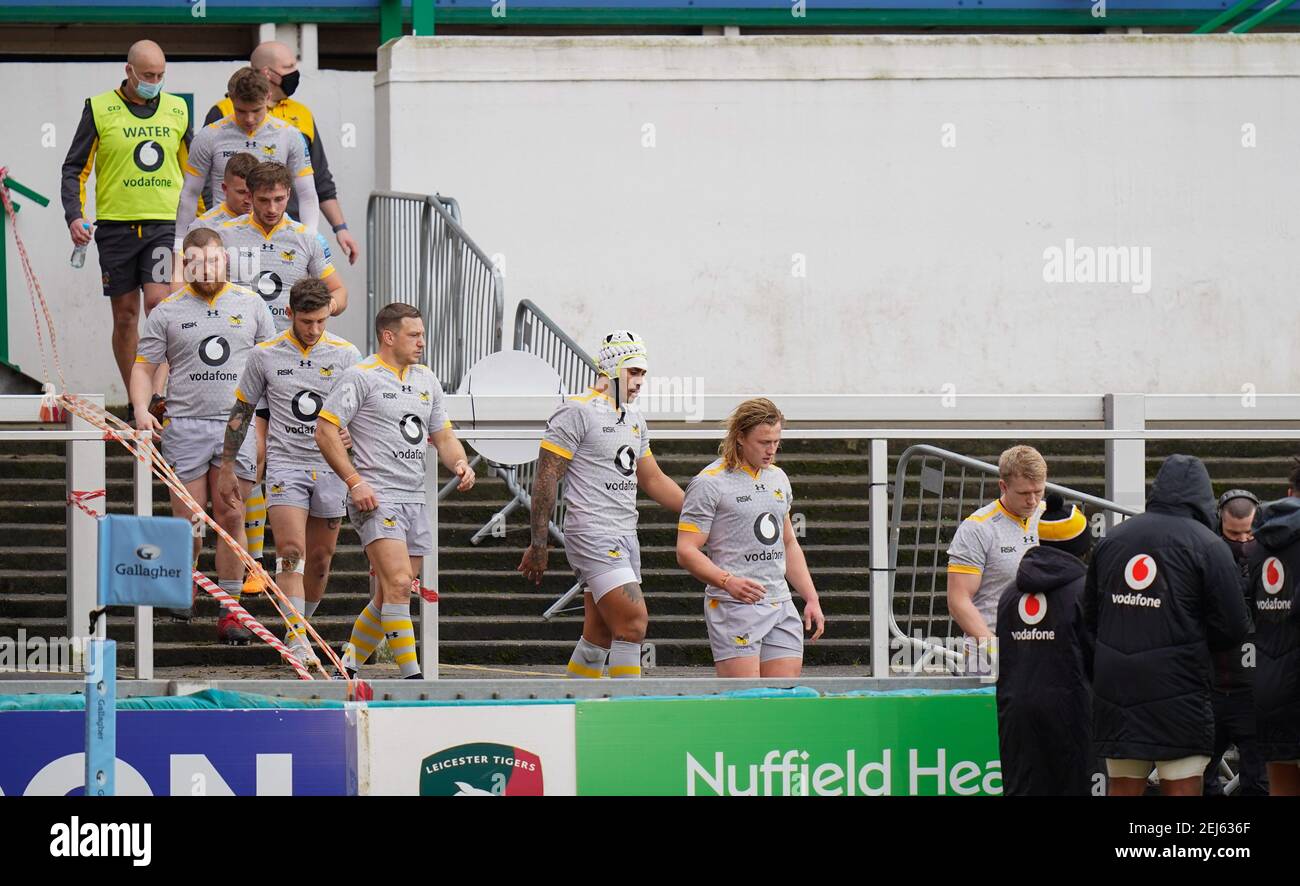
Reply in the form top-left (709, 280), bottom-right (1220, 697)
top-left (192, 572), bottom-right (312, 681)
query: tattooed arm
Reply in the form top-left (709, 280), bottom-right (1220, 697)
top-left (216, 398), bottom-right (257, 509)
top-left (516, 449), bottom-right (570, 585)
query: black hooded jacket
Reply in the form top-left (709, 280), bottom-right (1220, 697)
top-left (1084, 455), bottom-right (1252, 761)
top-left (1246, 497), bottom-right (1300, 761)
top-left (996, 545), bottom-right (1094, 796)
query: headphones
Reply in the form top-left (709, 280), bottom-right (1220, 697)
top-left (1217, 489), bottom-right (1260, 512)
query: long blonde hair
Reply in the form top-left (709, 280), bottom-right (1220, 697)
top-left (719, 398), bottom-right (785, 470)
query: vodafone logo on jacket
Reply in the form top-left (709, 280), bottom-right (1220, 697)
top-left (1018, 592), bottom-right (1047, 626)
top-left (1262, 557), bottom-right (1285, 596)
top-left (1124, 554), bottom-right (1158, 591)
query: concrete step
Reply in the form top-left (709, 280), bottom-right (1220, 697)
top-left (87, 637), bottom-right (874, 668)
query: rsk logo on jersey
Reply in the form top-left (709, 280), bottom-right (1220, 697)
top-left (399, 414), bottom-right (425, 445)
top-left (198, 336), bottom-right (231, 367)
top-left (290, 390), bottom-right (323, 423)
top-left (753, 512), bottom-right (781, 546)
top-left (1124, 554), bottom-right (1158, 591)
top-left (1017, 592), bottom-right (1047, 625)
top-left (1262, 557), bottom-right (1286, 596)
top-left (133, 140), bottom-right (164, 172)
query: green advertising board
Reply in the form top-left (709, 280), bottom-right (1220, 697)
top-left (576, 693), bottom-right (1001, 796)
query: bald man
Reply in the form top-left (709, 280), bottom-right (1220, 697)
top-left (203, 41), bottom-right (360, 265)
top-left (61, 40), bottom-right (192, 411)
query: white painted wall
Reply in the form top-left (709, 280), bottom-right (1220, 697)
top-left (377, 34), bottom-right (1300, 397)
top-left (0, 62), bottom-right (374, 404)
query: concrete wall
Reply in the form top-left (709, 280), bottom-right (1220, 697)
top-left (377, 34), bottom-right (1300, 397)
top-left (1, 62), bottom-right (374, 404)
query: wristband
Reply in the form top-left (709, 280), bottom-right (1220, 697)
top-left (719, 572), bottom-right (732, 589)
top-left (332, 222), bottom-right (349, 234)
top-left (344, 473), bottom-right (362, 489)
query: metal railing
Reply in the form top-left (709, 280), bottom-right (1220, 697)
top-left (0, 396), bottom-right (155, 679)
top-left (30, 390), bottom-right (1300, 683)
top-left (513, 299), bottom-right (600, 396)
top-left (511, 300), bottom-right (602, 618)
top-left (887, 444), bottom-right (1142, 673)
top-left (366, 191), bottom-right (503, 394)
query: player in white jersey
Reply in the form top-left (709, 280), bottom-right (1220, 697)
top-left (130, 227), bottom-right (276, 643)
top-left (946, 444), bottom-right (1048, 674)
top-left (218, 160), bottom-right (347, 590)
top-left (316, 302), bottom-right (476, 678)
top-left (175, 67), bottom-right (317, 235)
top-left (677, 398), bottom-right (825, 677)
top-left (219, 160), bottom-right (346, 331)
top-left (518, 331), bottom-right (684, 680)
top-left (185, 151), bottom-right (256, 236)
top-left (217, 277), bottom-right (361, 665)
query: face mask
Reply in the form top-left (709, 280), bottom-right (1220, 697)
top-left (277, 69), bottom-right (300, 98)
top-left (130, 66), bottom-right (163, 100)
top-left (1225, 539), bottom-right (1250, 562)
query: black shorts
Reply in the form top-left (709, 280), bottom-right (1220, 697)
top-left (94, 221), bottom-right (175, 297)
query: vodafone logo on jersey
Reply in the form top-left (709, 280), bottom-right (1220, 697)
top-left (1124, 554), bottom-right (1157, 591)
top-left (133, 140), bottom-right (164, 172)
top-left (1262, 557), bottom-right (1286, 596)
top-left (1017, 592), bottom-right (1047, 626)
top-left (290, 390), bottom-right (322, 423)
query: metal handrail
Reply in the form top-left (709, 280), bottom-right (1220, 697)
top-left (366, 190), bottom-right (503, 393)
top-left (886, 443), bottom-right (1141, 673)
top-left (512, 299), bottom-right (599, 396)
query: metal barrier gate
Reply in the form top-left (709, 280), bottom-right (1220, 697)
top-left (887, 444), bottom-right (1141, 673)
top-left (366, 191), bottom-right (503, 394)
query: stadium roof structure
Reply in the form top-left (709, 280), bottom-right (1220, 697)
top-left (3, 0), bottom-right (1300, 34)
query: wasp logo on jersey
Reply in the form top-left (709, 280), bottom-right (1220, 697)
top-left (270, 483), bottom-right (285, 495)
top-left (734, 634), bottom-right (751, 647)
top-left (607, 548), bottom-right (621, 559)
top-left (260, 144), bottom-right (277, 157)
top-left (319, 366), bottom-right (334, 378)
top-left (279, 249), bottom-right (297, 263)
top-left (382, 516), bottom-right (398, 528)
top-left (419, 391), bottom-right (431, 403)
top-left (773, 489), bottom-right (784, 501)
top-left (228, 314), bottom-right (243, 327)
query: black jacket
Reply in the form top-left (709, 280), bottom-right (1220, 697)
top-left (1084, 455), bottom-right (1252, 761)
top-left (996, 545), bottom-right (1094, 796)
top-left (1246, 498), bottom-right (1300, 761)
top-left (1208, 539), bottom-right (1256, 693)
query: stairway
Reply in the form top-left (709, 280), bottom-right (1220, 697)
top-left (0, 434), bottom-right (1293, 673)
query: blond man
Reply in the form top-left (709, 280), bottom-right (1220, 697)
top-left (946, 445), bottom-right (1048, 663)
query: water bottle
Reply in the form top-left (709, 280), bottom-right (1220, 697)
top-left (70, 222), bottom-right (91, 268)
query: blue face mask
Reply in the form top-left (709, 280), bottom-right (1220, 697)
top-left (131, 66), bottom-right (163, 100)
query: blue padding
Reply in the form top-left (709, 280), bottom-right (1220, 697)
top-left (97, 514), bottom-right (194, 609)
